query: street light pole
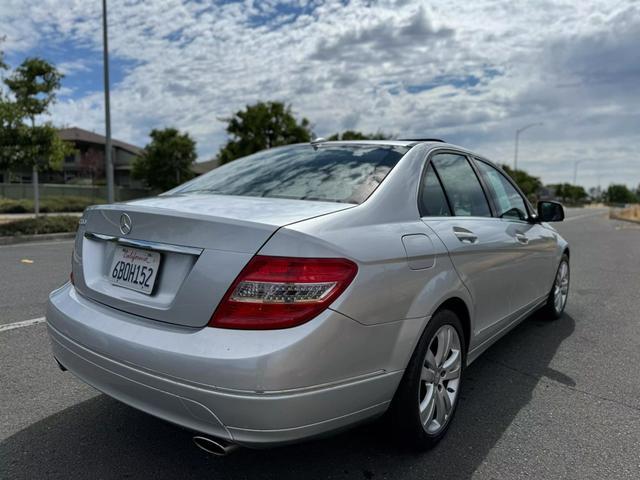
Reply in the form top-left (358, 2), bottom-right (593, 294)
top-left (573, 160), bottom-right (585, 185)
top-left (513, 122), bottom-right (543, 171)
top-left (102, 0), bottom-right (114, 203)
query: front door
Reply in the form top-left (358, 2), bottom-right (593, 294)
top-left (473, 159), bottom-right (558, 307)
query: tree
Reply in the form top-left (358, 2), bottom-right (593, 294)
top-left (217, 101), bottom-right (312, 164)
top-left (0, 57), bottom-right (72, 215)
top-left (605, 184), bottom-right (637, 204)
top-left (327, 130), bottom-right (391, 141)
top-left (549, 183), bottom-right (588, 204)
top-left (501, 165), bottom-right (543, 199)
top-left (133, 128), bottom-right (197, 191)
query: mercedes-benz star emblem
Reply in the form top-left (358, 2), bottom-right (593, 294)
top-left (119, 213), bottom-right (132, 235)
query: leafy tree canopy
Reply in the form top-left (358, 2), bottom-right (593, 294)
top-left (4, 57), bottom-right (63, 121)
top-left (501, 165), bottom-right (543, 198)
top-left (0, 56), bottom-right (72, 172)
top-left (548, 183), bottom-right (588, 204)
top-left (217, 101), bottom-right (311, 164)
top-left (327, 130), bottom-right (391, 141)
top-left (605, 184), bottom-right (637, 204)
top-left (133, 128), bottom-right (197, 191)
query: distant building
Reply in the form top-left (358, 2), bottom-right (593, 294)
top-left (1, 127), bottom-right (144, 187)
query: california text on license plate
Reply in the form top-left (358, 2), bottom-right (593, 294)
top-left (110, 245), bottom-right (161, 294)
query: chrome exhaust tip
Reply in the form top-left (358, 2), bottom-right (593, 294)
top-left (193, 435), bottom-right (239, 456)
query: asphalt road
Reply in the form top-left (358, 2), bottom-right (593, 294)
top-left (1, 208), bottom-right (639, 479)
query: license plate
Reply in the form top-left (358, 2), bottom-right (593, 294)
top-left (109, 246), bottom-right (161, 295)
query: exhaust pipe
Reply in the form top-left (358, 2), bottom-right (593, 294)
top-left (193, 435), bottom-right (239, 456)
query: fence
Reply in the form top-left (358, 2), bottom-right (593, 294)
top-left (0, 183), bottom-right (151, 202)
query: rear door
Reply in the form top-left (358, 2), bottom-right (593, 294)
top-left (473, 158), bottom-right (557, 306)
top-left (419, 152), bottom-right (524, 345)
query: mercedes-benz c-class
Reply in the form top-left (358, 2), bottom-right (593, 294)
top-left (46, 139), bottom-right (569, 454)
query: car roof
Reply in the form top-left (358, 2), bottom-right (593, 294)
top-left (302, 139), bottom-right (490, 163)
top-left (312, 139), bottom-right (485, 156)
top-left (310, 139), bottom-right (446, 148)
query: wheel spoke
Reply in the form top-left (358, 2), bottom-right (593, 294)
top-left (425, 349), bottom-right (437, 371)
top-left (442, 353), bottom-right (461, 380)
top-left (421, 366), bottom-right (436, 383)
top-left (420, 386), bottom-right (436, 426)
top-left (435, 328), bottom-right (452, 367)
top-left (435, 387), bottom-right (449, 425)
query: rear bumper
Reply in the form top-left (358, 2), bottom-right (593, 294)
top-left (46, 283), bottom-right (409, 447)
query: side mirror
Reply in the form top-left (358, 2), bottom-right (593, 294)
top-left (537, 201), bottom-right (565, 222)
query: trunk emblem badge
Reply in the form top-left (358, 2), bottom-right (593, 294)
top-left (119, 213), bottom-right (132, 235)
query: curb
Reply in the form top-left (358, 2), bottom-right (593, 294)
top-left (609, 215), bottom-right (640, 225)
top-left (0, 232), bottom-right (76, 246)
top-left (609, 214), bottom-right (640, 225)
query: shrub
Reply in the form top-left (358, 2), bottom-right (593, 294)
top-left (0, 215), bottom-right (80, 236)
top-left (0, 198), bottom-right (32, 213)
top-left (0, 196), bottom-right (99, 214)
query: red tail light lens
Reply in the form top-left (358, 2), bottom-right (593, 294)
top-left (209, 256), bottom-right (358, 330)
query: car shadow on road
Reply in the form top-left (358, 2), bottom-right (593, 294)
top-left (1, 312), bottom-right (575, 480)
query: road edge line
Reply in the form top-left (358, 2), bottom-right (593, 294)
top-left (0, 317), bottom-right (46, 333)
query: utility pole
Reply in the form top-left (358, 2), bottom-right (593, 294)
top-left (573, 160), bottom-right (585, 185)
top-left (102, 0), bottom-right (114, 203)
top-left (514, 122), bottom-right (543, 171)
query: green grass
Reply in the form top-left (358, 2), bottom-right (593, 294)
top-left (0, 215), bottom-right (80, 236)
top-left (0, 196), bottom-right (100, 214)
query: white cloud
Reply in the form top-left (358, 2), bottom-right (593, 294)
top-left (1, 0), bottom-right (638, 188)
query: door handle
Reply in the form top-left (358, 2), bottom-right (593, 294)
top-left (515, 233), bottom-right (529, 245)
top-left (453, 227), bottom-right (478, 244)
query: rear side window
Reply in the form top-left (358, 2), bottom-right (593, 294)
top-left (431, 154), bottom-right (491, 217)
top-left (475, 161), bottom-right (528, 220)
top-left (176, 144), bottom-right (409, 204)
top-left (419, 164), bottom-right (451, 216)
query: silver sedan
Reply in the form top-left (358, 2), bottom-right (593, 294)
top-left (46, 139), bottom-right (569, 454)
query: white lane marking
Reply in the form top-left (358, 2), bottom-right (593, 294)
top-left (563, 211), bottom-right (608, 222)
top-left (0, 316), bottom-right (46, 333)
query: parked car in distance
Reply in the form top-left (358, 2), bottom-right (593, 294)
top-left (46, 139), bottom-right (569, 454)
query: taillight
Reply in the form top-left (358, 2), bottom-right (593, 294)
top-left (209, 255), bottom-right (358, 330)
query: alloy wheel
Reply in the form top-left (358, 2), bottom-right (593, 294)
top-left (553, 261), bottom-right (569, 314)
top-left (418, 324), bottom-right (462, 434)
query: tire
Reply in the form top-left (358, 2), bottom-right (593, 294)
top-left (388, 309), bottom-right (465, 450)
top-left (542, 254), bottom-right (570, 320)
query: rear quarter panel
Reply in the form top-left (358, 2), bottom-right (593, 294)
top-left (259, 219), bottom-right (472, 327)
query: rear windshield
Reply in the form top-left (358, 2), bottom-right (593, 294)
top-left (175, 144), bottom-right (409, 204)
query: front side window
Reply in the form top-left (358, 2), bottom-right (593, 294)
top-left (175, 144), bottom-right (409, 204)
top-left (475, 160), bottom-right (528, 220)
top-left (430, 153), bottom-right (491, 217)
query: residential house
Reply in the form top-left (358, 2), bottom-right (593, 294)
top-left (1, 127), bottom-right (144, 187)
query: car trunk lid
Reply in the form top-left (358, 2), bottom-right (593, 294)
top-left (72, 194), bottom-right (352, 328)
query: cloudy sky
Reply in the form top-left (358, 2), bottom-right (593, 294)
top-left (1, 0), bottom-right (638, 188)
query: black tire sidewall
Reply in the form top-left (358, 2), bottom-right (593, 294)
top-left (390, 309), bottom-right (466, 449)
top-left (545, 254), bottom-right (570, 319)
